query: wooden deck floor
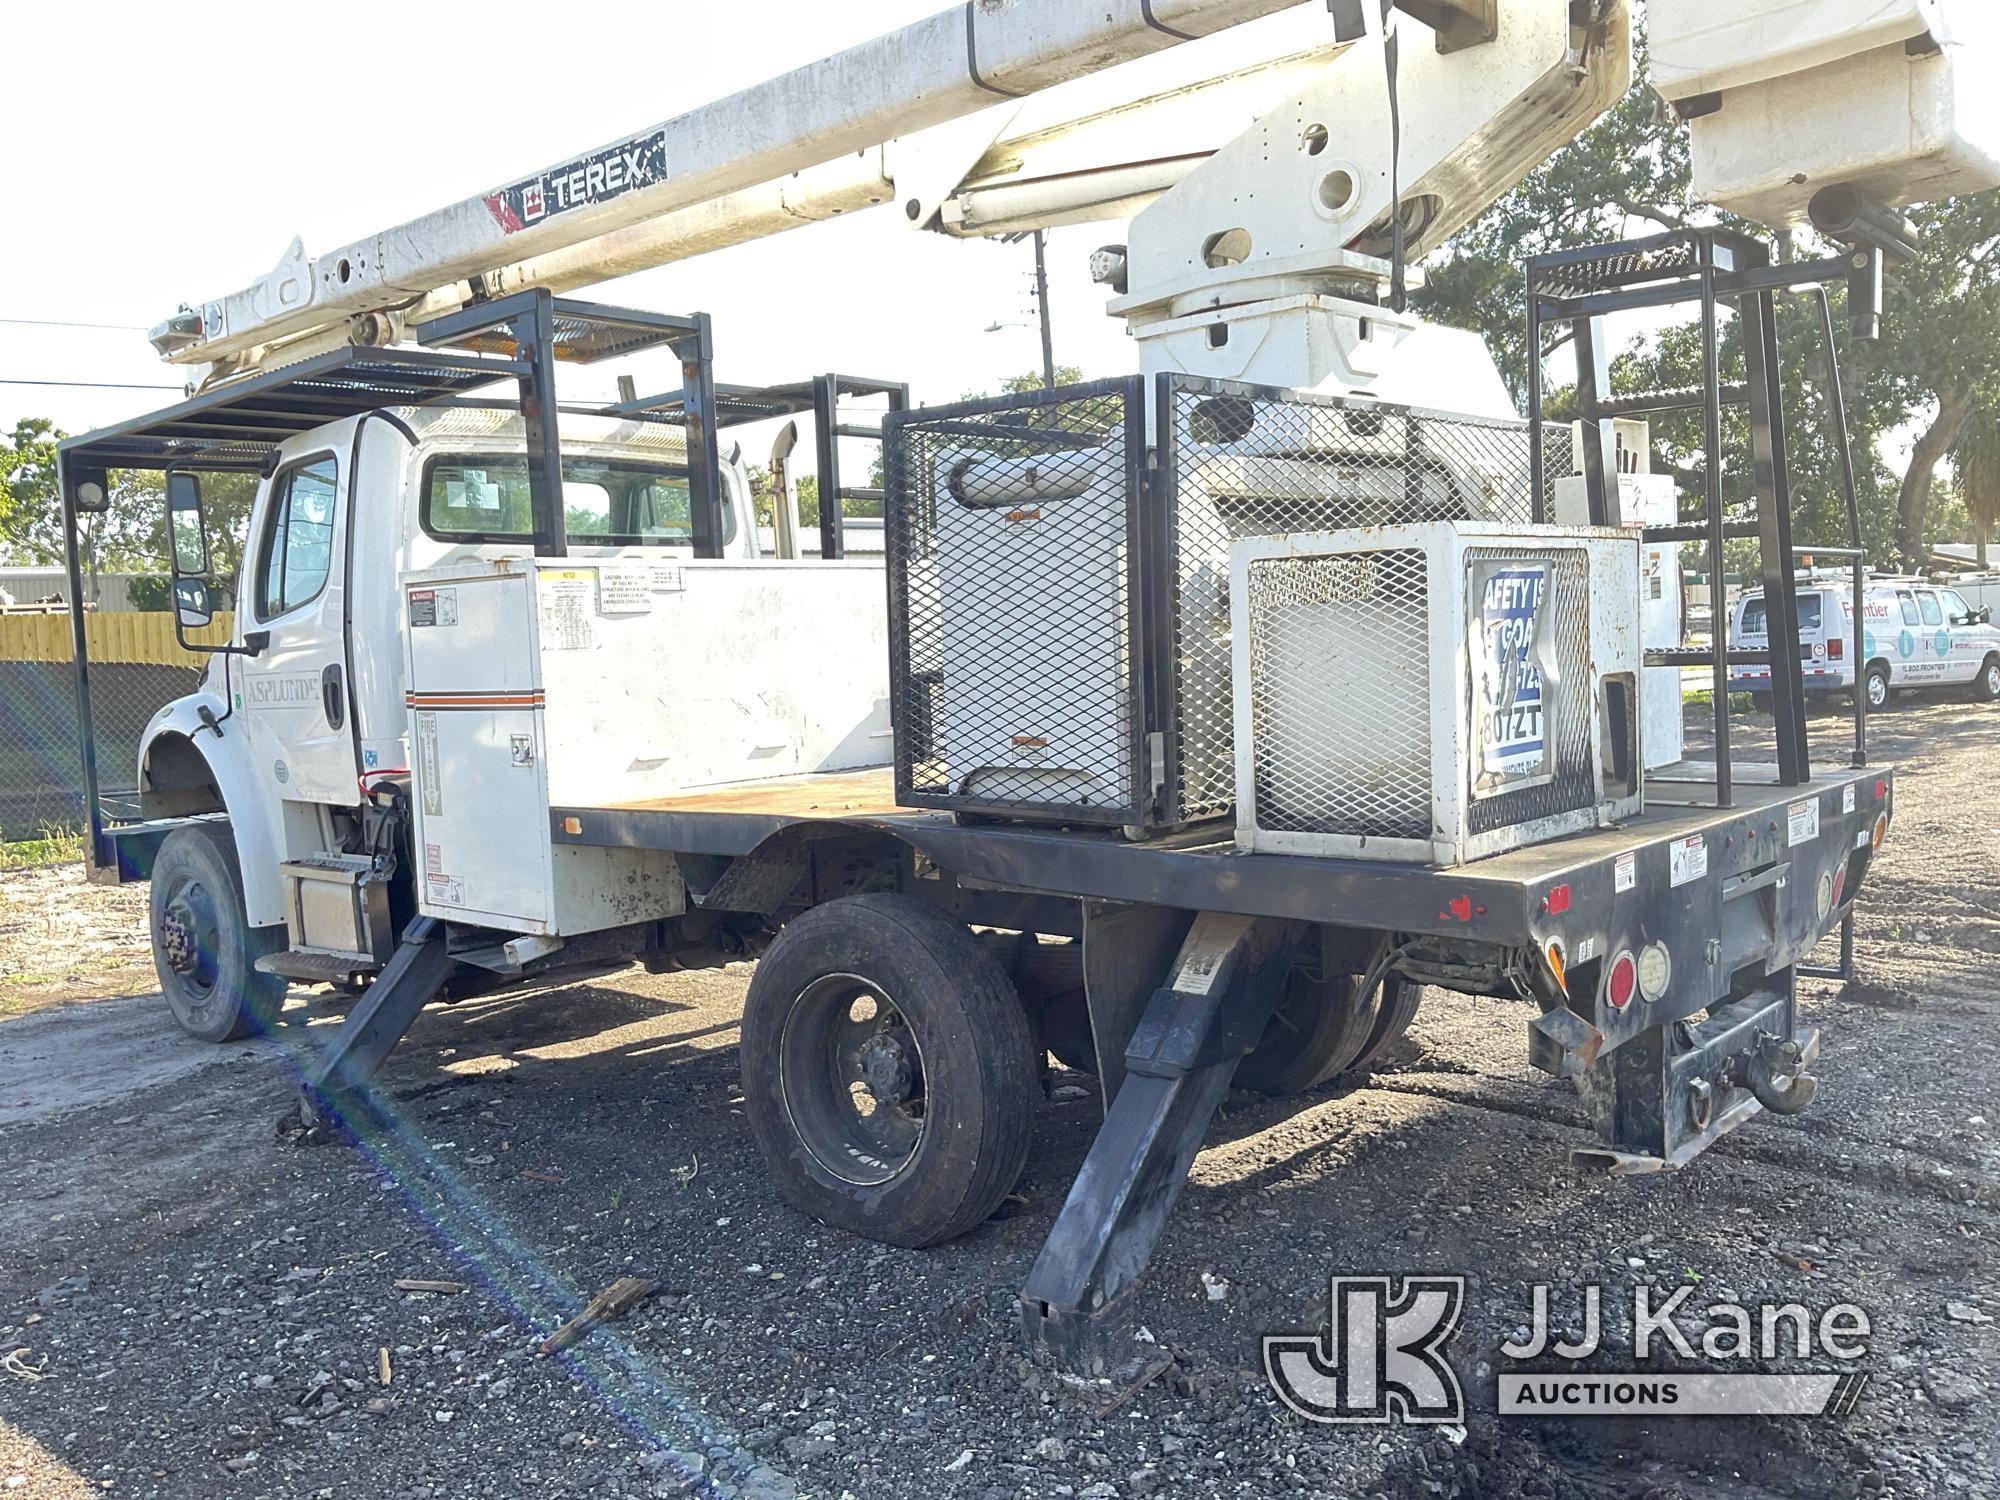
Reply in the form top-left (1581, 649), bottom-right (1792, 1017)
top-left (595, 766), bottom-right (901, 820)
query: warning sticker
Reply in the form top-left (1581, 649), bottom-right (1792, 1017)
top-left (1842, 783), bottom-right (1857, 815)
top-left (1469, 558), bottom-right (1556, 795)
top-left (650, 562), bottom-right (686, 593)
top-left (539, 570), bottom-right (596, 651)
top-left (1174, 929), bottom-right (1242, 996)
top-left (1614, 851), bottom-right (1637, 893)
top-left (426, 875), bottom-right (465, 908)
top-left (1787, 799), bottom-right (1821, 848)
top-left (598, 564), bottom-right (652, 615)
top-left (1669, 835), bottom-right (1709, 888)
top-left (416, 712), bottom-right (442, 817)
top-left (408, 589), bottom-right (457, 626)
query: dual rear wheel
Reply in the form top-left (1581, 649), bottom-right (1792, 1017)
top-left (739, 897), bottom-right (1418, 1247)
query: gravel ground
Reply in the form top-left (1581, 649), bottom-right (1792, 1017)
top-left (0, 698), bottom-right (1995, 1499)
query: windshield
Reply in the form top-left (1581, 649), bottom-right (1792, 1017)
top-left (422, 455), bottom-right (734, 547)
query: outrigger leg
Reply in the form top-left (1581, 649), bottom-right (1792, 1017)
top-left (293, 917), bottom-right (454, 1135)
top-left (1020, 912), bottom-right (1307, 1372)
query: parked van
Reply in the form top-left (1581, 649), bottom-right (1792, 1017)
top-left (1730, 576), bottom-right (2000, 710)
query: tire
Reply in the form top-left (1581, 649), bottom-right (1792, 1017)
top-left (1971, 655), bottom-right (2000, 703)
top-left (1235, 935), bottom-right (1422, 1094)
top-left (740, 894), bottom-right (1039, 1248)
top-left (148, 825), bottom-right (287, 1043)
top-left (1865, 663), bottom-right (1893, 712)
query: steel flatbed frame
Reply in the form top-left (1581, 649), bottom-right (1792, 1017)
top-left (538, 757), bottom-right (1888, 1365)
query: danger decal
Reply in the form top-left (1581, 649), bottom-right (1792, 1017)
top-left (483, 130), bottom-right (668, 234)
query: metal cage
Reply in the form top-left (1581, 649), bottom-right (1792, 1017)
top-left (882, 375), bottom-right (1574, 831)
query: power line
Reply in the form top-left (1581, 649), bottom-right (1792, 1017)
top-left (0, 317), bottom-right (147, 332)
top-left (0, 378), bottom-right (182, 390)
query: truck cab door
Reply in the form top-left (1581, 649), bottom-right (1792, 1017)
top-left (237, 450), bottom-right (358, 807)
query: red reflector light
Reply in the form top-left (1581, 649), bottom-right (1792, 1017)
top-left (1545, 884), bottom-right (1571, 915)
top-left (1874, 779), bottom-right (1888, 800)
top-left (1831, 867), bottom-right (1847, 909)
top-left (1828, 637), bottom-right (1844, 660)
top-left (1607, 951), bottom-right (1638, 1010)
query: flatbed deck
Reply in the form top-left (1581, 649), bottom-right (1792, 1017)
top-left (553, 759), bottom-right (1887, 947)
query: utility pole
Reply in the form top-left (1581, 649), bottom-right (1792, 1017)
top-left (1033, 230), bottom-right (1056, 390)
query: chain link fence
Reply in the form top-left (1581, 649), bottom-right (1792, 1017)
top-left (0, 611), bottom-right (203, 844)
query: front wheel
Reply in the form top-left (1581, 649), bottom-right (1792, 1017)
top-left (740, 895), bottom-right (1039, 1248)
top-left (148, 825), bottom-right (287, 1043)
top-left (1970, 655), bottom-right (2000, 702)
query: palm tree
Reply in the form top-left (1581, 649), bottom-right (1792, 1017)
top-left (1952, 407), bottom-right (2000, 569)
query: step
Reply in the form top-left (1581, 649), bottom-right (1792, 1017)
top-left (255, 950), bottom-right (376, 985)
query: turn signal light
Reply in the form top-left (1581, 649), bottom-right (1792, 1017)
top-left (1607, 950), bottom-right (1638, 1010)
top-left (1872, 812), bottom-right (1888, 851)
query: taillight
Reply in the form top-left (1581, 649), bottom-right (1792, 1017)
top-left (1607, 951), bottom-right (1638, 1010)
top-left (1828, 636), bottom-right (1844, 660)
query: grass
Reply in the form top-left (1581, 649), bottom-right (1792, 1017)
top-left (1683, 689), bottom-right (1758, 713)
top-left (0, 828), bottom-right (85, 870)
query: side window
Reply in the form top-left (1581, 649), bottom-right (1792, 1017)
top-left (256, 457), bottom-right (338, 621)
top-left (1943, 589), bottom-right (1974, 623)
top-left (1898, 591), bottom-right (1920, 627)
top-left (1917, 591), bottom-right (1944, 627)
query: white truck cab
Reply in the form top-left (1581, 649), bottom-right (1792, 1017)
top-left (135, 411), bottom-right (760, 932)
top-left (1730, 574), bottom-right (2000, 709)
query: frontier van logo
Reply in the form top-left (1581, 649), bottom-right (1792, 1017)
top-left (1264, 1278), bottom-right (1873, 1423)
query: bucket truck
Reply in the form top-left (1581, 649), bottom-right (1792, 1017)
top-left (53, 0), bottom-right (1996, 1367)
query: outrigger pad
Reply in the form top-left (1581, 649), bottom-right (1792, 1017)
top-left (1019, 914), bottom-right (1306, 1374)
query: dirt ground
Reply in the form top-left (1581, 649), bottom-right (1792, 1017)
top-left (0, 698), bottom-right (1995, 1499)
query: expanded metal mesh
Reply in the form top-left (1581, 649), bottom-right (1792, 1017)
top-left (885, 381), bottom-right (1144, 825)
top-left (1243, 550), bottom-right (1434, 840)
top-left (1164, 378), bottom-right (1572, 824)
top-left (883, 376), bottom-right (1572, 830)
top-left (1463, 546), bottom-right (1597, 835)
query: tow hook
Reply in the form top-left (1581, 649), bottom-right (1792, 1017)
top-left (1736, 1032), bottom-right (1819, 1116)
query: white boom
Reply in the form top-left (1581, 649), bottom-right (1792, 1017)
top-left (150, 0), bottom-right (2000, 404)
top-left (152, 0), bottom-right (1307, 371)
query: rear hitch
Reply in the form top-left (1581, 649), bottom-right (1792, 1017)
top-left (1737, 1031), bottom-right (1820, 1115)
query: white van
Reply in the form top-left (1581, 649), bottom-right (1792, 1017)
top-left (1730, 576), bottom-right (2000, 710)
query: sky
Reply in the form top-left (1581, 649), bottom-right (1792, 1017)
top-left (0, 1), bottom-right (1325, 461)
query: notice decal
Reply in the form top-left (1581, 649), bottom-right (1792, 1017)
top-left (483, 130), bottom-right (668, 234)
top-left (1470, 559), bottom-right (1555, 795)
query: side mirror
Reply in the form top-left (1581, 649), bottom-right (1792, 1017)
top-left (173, 576), bottom-right (214, 630)
top-left (167, 471), bottom-right (207, 577)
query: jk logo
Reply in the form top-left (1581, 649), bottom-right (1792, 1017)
top-left (1264, 1276), bottom-right (1466, 1425)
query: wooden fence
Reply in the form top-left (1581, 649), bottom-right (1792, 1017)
top-left (0, 611), bottom-right (235, 668)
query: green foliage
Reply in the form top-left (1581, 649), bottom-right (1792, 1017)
top-left (1416, 24), bottom-right (2000, 569)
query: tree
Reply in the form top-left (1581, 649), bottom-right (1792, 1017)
top-left (1952, 407), bottom-right (2000, 567)
top-left (1416, 23), bottom-right (2000, 570)
top-left (1, 418), bottom-right (258, 607)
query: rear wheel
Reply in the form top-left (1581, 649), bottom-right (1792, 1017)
top-left (1865, 663), bottom-right (1893, 712)
top-left (148, 825), bottom-right (286, 1043)
top-left (740, 895), bottom-right (1039, 1248)
top-left (1970, 654), bottom-right (2000, 702)
top-left (1236, 938), bottom-right (1421, 1095)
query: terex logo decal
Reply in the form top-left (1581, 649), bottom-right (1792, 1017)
top-left (483, 130), bottom-right (668, 233)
